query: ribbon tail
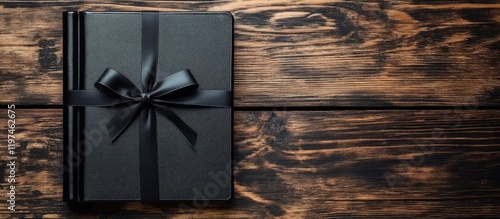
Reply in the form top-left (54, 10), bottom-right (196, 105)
top-left (66, 90), bottom-right (127, 106)
top-left (106, 102), bottom-right (143, 142)
top-left (154, 104), bottom-right (197, 150)
top-left (153, 90), bottom-right (232, 107)
top-left (139, 105), bottom-right (159, 202)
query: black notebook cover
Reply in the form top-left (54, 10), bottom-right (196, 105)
top-left (63, 11), bottom-right (233, 202)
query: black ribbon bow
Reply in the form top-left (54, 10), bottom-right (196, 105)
top-left (67, 11), bottom-right (231, 201)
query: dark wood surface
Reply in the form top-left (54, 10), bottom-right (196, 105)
top-left (0, 109), bottom-right (499, 218)
top-left (0, 0), bottom-right (499, 218)
top-left (0, 1), bottom-right (499, 107)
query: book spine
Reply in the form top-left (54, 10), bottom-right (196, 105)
top-left (63, 11), bottom-right (82, 202)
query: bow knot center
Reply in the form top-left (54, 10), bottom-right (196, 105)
top-left (141, 93), bottom-right (151, 104)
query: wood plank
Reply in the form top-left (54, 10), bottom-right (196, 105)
top-left (0, 109), bottom-right (498, 217)
top-left (0, 1), bottom-right (499, 107)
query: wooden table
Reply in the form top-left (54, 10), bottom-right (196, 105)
top-left (1, 1), bottom-right (499, 218)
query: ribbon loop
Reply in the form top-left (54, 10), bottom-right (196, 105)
top-left (149, 69), bottom-right (199, 98)
top-left (95, 68), bottom-right (142, 100)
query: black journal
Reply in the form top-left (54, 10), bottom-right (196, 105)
top-left (63, 11), bottom-right (233, 202)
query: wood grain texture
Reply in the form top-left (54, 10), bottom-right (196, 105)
top-left (0, 109), bottom-right (498, 217)
top-left (0, 1), bottom-right (499, 107)
top-left (1, 0), bottom-right (499, 218)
